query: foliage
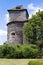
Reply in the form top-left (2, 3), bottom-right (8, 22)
top-left (0, 44), bottom-right (40, 58)
top-left (0, 45), bottom-right (3, 58)
top-left (23, 10), bottom-right (43, 47)
top-left (21, 44), bottom-right (38, 58)
top-left (28, 61), bottom-right (43, 65)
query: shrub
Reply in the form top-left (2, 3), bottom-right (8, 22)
top-left (0, 45), bottom-right (3, 58)
top-left (2, 44), bottom-right (16, 58)
top-left (0, 44), bottom-right (42, 58)
top-left (22, 44), bottom-right (38, 58)
top-left (28, 61), bottom-right (43, 65)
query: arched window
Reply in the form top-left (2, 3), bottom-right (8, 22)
top-left (11, 32), bottom-right (15, 38)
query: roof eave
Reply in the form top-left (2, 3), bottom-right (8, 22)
top-left (7, 20), bottom-right (28, 26)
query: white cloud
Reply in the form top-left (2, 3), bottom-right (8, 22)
top-left (28, 3), bottom-right (43, 11)
top-left (5, 14), bottom-right (9, 23)
top-left (0, 29), bottom-right (7, 36)
top-left (28, 3), bottom-right (35, 10)
top-left (28, 3), bottom-right (43, 18)
top-left (0, 29), bottom-right (7, 45)
top-left (29, 14), bottom-right (32, 19)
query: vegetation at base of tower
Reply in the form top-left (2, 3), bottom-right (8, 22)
top-left (28, 61), bottom-right (43, 65)
top-left (0, 44), bottom-right (43, 58)
top-left (23, 10), bottom-right (43, 51)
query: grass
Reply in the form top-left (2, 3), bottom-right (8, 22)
top-left (0, 59), bottom-right (29, 65)
top-left (0, 59), bottom-right (43, 65)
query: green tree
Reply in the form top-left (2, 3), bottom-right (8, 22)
top-left (23, 10), bottom-right (43, 47)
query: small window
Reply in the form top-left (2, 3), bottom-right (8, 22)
top-left (11, 33), bottom-right (15, 35)
top-left (11, 32), bottom-right (15, 38)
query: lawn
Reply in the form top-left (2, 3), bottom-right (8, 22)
top-left (0, 59), bottom-right (43, 65)
top-left (0, 59), bottom-right (30, 65)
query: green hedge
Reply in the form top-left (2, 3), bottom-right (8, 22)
top-left (0, 44), bottom-right (43, 58)
top-left (28, 61), bottom-right (43, 65)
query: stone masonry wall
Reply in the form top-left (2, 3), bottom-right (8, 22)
top-left (9, 10), bottom-right (27, 22)
top-left (7, 22), bottom-right (24, 44)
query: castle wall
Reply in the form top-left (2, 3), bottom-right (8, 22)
top-left (9, 10), bottom-right (27, 22)
top-left (7, 6), bottom-right (29, 45)
top-left (7, 22), bottom-right (24, 44)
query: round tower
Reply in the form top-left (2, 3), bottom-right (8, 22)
top-left (7, 5), bottom-right (29, 44)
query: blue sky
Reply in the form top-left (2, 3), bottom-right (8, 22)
top-left (0, 0), bottom-right (43, 44)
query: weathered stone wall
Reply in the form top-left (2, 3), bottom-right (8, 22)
top-left (7, 8), bottom-right (29, 44)
top-left (7, 22), bottom-right (24, 44)
top-left (9, 10), bottom-right (28, 22)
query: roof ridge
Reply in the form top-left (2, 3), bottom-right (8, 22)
top-left (8, 5), bottom-right (24, 10)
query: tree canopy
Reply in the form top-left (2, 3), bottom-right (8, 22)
top-left (23, 10), bottom-right (43, 47)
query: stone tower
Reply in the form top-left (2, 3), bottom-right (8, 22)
top-left (7, 5), bottom-right (29, 44)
